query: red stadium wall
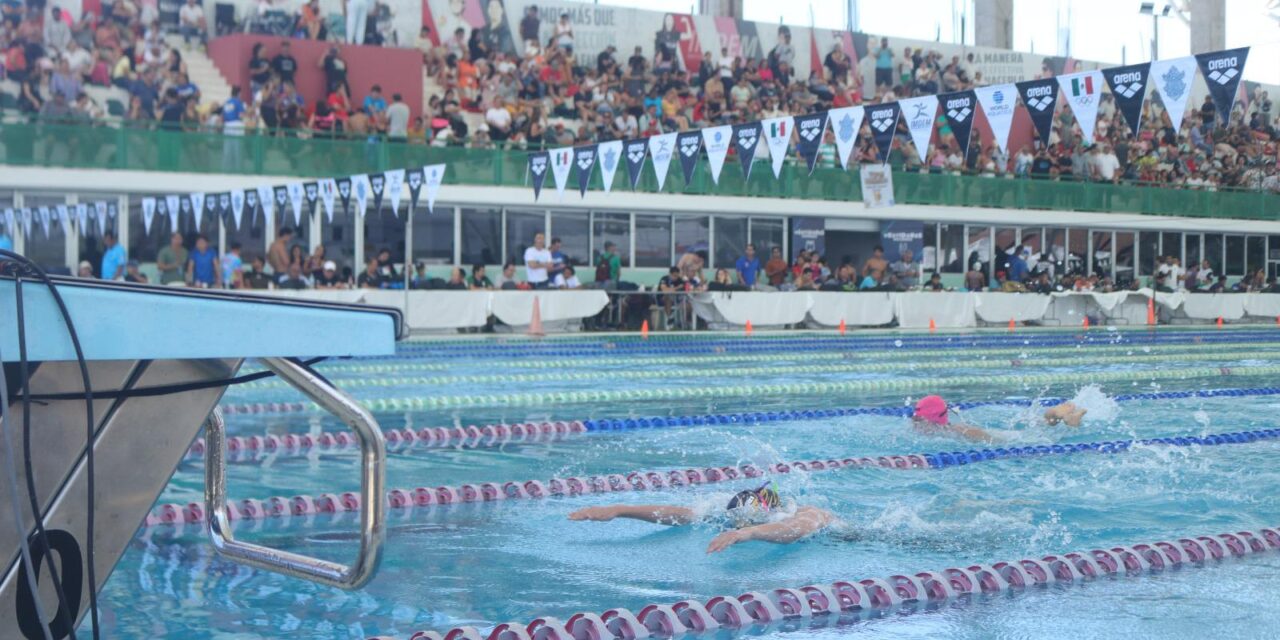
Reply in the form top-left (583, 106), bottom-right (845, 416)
top-left (209, 35), bottom-right (424, 121)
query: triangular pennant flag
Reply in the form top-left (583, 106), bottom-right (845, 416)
top-left (369, 173), bottom-right (386, 214)
top-left (1195, 47), bottom-right (1249, 128)
top-left (676, 131), bottom-right (702, 185)
top-left (573, 145), bottom-right (597, 196)
top-left (549, 147), bottom-right (573, 199)
top-left (423, 163), bottom-right (445, 213)
top-left (141, 197), bottom-right (156, 235)
top-left (622, 139), bottom-right (648, 189)
top-left (180, 196), bottom-right (195, 232)
top-left (761, 116), bottom-right (792, 178)
top-left (244, 188), bottom-right (258, 227)
top-left (701, 125), bottom-right (732, 184)
top-left (596, 140), bottom-right (623, 193)
top-left (318, 179), bottom-right (337, 222)
top-left (335, 177), bottom-right (352, 216)
top-left (286, 182), bottom-right (304, 226)
top-left (75, 203), bottom-right (89, 232)
top-left (827, 106), bottom-right (864, 170)
top-left (350, 174), bottom-right (372, 217)
top-left (1150, 56), bottom-right (1197, 133)
top-left (256, 185), bottom-right (274, 227)
top-left (93, 201), bottom-right (107, 232)
top-left (215, 193), bottom-right (229, 225)
top-left (647, 132), bottom-right (678, 191)
top-left (20, 208), bottom-right (32, 239)
top-left (190, 193), bottom-right (206, 229)
top-left (2, 208), bottom-right (13, 236)
top-left (303, 182), bottom-right (319, 221)
top-left (939, 90), bottom-right (978, 158)
top-left (528, 151), bottom-right (550, 200)
top-left (974, 84), bottom-right (1016, 153)
top-left (103, 202), bottom-right (116, 236)
top-left (794, 112), bottom-right (828, 174)
top-left (731, 122), bottom-right (762, 180)
top-left (1057, 70), bottom-right (1105, 144)
top-left (405, 169), bottom-right (423, 213)
top-left (384, 169), bottom-right (406, 217)
top-left (1016, 78), bottom-right (1059, 146)
top-left (1102, 63), bottom-right (1150, 138)
top-left (273, 186), bottom-right (290, 227)
top-left (867, 102), bottom-right (901, 163)
top-left (55, 205), bottom-right (71, 236)
top-left (37, 206), bottom-right (50, 239)
top-left (231, 190), bottom-right (246, 229)
top-left (164, 195), bottom-right (180, 231)
top-left (898, 95), bottom-right (938, 164)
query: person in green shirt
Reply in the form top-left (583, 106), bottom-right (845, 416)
top-left (156, 232), bottom-right (188, 284)
top-left (596, 241), bottom-right (621, 287)
top-left (469, 264), bottom-right (494, 290)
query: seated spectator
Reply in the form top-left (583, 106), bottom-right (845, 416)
top-left (243, 256), bottom-right (273, 289)
top-left (554, 265), bottom-right (581, 289)
top-left (469, 264), bottom-right (494, 289)
top-left (444, 267), bottom-right (469, 290)
top-left (179, 0), bottom-right (207, 47)
top-left (658, 266), bottom-right (685, 313)
top-left (298, 0), bottom-right (325, 40)
top-left (1208, 275), bottom-right (1227, 293)
top-left (278, 263), bottom-right (311, 290)
top-left (889, 249), bottom-right (920, 290)
top-left (315, 260), bottom-right (348, 288)
top-left (964, 262), bottom-right (986, 291)
top-left (78, 260), bottom-right (95, 278)
top-left (924, 273), bottom-right (945, 291)
top-left (375, 247), bottom-right (398, 280)
top-left (357, 258), bottom-right (385, 288)
top-left (496, 262), bottom-right (519, 289)
top-left (124, 261), bottom-right (149, 284)
top-left (409, 262), bottom-right (431, 288)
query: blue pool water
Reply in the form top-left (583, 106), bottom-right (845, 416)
top-left (95, 329), bottom-right (1280, 639)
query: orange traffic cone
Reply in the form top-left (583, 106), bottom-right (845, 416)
top-left (1276, 315), bottom-right (1279, 326)
top-left (1217, 316), bottom-right (1224, 329)
top-left (641, 319), bottom-right (649, 339)
top-left (1008, 318), bottom-right (1016, 332)
top-left (838, 318), bottom-right (847, 336)
top-left (1147, 297), bottom-right (1156, 326)
top-left (1082, 315), bottom-right (1090, 330)
top-left (745, 320), bottom-right (754, 336)
top-left (527, 295), bottom-right (545, 337)
top-left (928, 318), bottom-right (937, 333)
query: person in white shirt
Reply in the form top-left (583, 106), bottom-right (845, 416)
top-left (178, 0), bottom-right (207, 47)
top-left (523, 232), bottom-right (553, 288)
top-left (1092, 144), bottom-right (1121, 182)
top-left (717, 47), bottom-right (734, 79)
top-left (553, 265), bottom-right (581, 289)
top-left (1197, 260), bottom-right (1215, 288)
top-left (485, 97), bottom-right (513, 140)
top-left (555, 13), bottom-right (574, 53)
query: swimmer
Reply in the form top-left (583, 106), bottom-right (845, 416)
top-left (568, 483), bottom-right (836, 553)
top-left (911, 395), bottom-right (1088, 442)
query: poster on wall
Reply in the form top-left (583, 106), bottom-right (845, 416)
top-left (790, 217), bottom-right (825, 259)
top-left (859, 164), bottom-right (895, 209)
top-left (879, 220), bottom-right (924, 264)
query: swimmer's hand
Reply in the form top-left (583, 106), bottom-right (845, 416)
top-left (568, 506), bottom-right (618, 521)
top-left (706, 529), bottom-right (746, 554)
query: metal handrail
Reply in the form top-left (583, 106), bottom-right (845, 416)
top-left (204, 357), bottom-right (386, 589)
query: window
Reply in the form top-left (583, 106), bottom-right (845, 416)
top-left (939, 224), bottom-right (964, 273)
top-left (592, 212), bottom-right (630, 266)
top-left (316, 207), bottom-right (352, 273)
top-left (1021, 227), bottom-right (1043, 254)
top-left (714, 217), bottom-right (747, 269)
top-left (74, 194), bottom-right (118, 266)
top-left (0, 191), bottom-right (14, 247)
top-left (673, 216), bottom-right (710, 261)
top-left (411, 207), bottom-right (455, 265)
top-left (20, 195), bottom-right (68, 272)
top-left (1161, 232), bottom-right (1181, 262)
top-left (967, 225), bottom-right (991, 276)
top-left (749, 218), bottom-right (785, 261)
top-left (1225, 235), bottom-right (1245, 276)
top-left (922, 224), bottom-right (937, 271)
top-left (1067, 229), bottom-right (1087, 276)
top-left (1138, 232), bottom-right (1159, 276)
top-left (364, 210), bottom-right (406, 265)
top-left (549, 211), bottom-right (590, 266)
top-left (1091, 231), bottom-right (1113, 278)
top-left (1045, 228), bottom-right (1067, 275)
top-left (461, 208), bottom-right (502, 265)
top-left (1184, 233), bottom-right (1201, 268)
top-left (1204, 233), bottom-right (1223, 274)
top-left (505, 209), bottom-right (546, 265)
top-left (1246, 236), bottom-right (1265, 276)
top-left (635, 214), bottom-right (672, 268)
top-left (1114, 232), bottom-right (1135, 284)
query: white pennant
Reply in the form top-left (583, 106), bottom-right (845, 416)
top-left (1056, 70), bottom-right (1105, 145)
top-left (164, 195), bottom-right (180, 231)
top-left (256, 185), bottom-right (274, 226)
top-left (384, 169), bottom-right (406, 218)
top-left (230, 191), bottom-right (245, 229)
top-left (55, 205), bottom-right (71, 236)
top-left (974, 84), bottom-right (1017, 154)
top-left (287, 182), bottom-right (305, 226)
top-left (318, 178), bottom-right (337, 222)
top-left (761, 116), bottom-right (793, 178)
top-left (898, 95), bottom-right (938, 164)
top-left (647, 132), bottom-right (678, 191)
top-left (21, 208), bottom-right (32, 239)
top-left (350, 174), bottom-right (372, 217)
top-left (596, 140), bottom-right (623, 193)
top-left (701, 126), bottom-right (733, 184)
top-left (423, 164), bottom-right (445, 214)
top-left (96, 207), bottom-right (106, 236)
top-left (141, 197), bottom-right (156, 234)
top-left (3, 208), bottom-right (14, 236)
top-left (75, 203), bottom-right (88, 232)
top-left (1149, 56), bottom-right (1198, 134)
top-left (826, 106), bottom-right (864, 170)
top-left (549, 147), bottom-right (573, 199)
top-left (191, 193), bottom-right (206, 229)
top-left (93, 202), bottom-right (107, 234)
top-left (38, 207), bottom-right (51, 239)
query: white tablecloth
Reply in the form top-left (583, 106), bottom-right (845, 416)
top-left (1180, 293), bottom-right (1247, 320)
top-left (973, 293), bottom-right (1053, 323)
top-left (262, 289), bottom-right (368, 304)
top-left (691, 292), bottom-right (813, 327)
top-left (1244, 293), bottom-right (1280, 318)
top-left (390, 291), bottom-right (491, 330)
top-left (489, 290), bottom-right (609, 326)
top-left (894, 292), bottom-right (977, 328)
top-left (805, 292), bottom-right (896, 327)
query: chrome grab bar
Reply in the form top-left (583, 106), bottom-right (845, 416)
top-left (204, 357), bottom-right (386, 589)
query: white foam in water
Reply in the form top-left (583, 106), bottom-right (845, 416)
top-left (1069, 384), bottom-right (1119, 423)
top-left (1193, 410), bottom-right (1212, 429)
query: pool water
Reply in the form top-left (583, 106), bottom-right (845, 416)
top-left (95, 329), bottom-right (1280, 639)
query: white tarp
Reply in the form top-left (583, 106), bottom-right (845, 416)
top-left (973, 293), bottom-right (1053, 323)
top-left (490, 290), bottom-right (609, 326)
top-left (1244, 294), bottom-right (1280, 318)
top-left (690, 292), bottom-right (812, 327)
top-left (1180, 293), bottom-right (1247, 320)
top-left (806, 292), bottom-right (895, 327)
top-left (894, 292), bottom-right (977, 329)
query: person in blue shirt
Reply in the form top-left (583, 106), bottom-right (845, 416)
top-left (187, 234), bottom-right (221, 288)
top-left (735, 243), bottom-right (761, 289)
top-left (363, 84), bottom-right (387, 120)
top-left (221, 87), bottom-right (246, 130)
top-left (0, 228), bottom-right (12, 252)
top-left (1009, 246), bottom-right (1030, 283)
top-left (100, 231), bottom-right (127, 280)
top-left (549, 236), bottom-right (567, 281)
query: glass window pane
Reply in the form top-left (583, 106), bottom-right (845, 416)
top-left (1246, 236), bottom-right (1265, 276)
top-left (635, 214), bottom-right (672, 268)
top-left (550, 211), bottom-right (590, 266)
top-left (1138, 232), bottom-right (1159, 276)
top-left (1115, 232), bottom-right (1135, 284)
top-left (1204, 233), bottom-right (1223, 274)
top-left (967, 226), bottom-right (991, 276)
top-left (922, 224), bottom-right (937, 272)
top-left (674, 216), bottom-right (710, 262)
top-left (1185, 234), bottom-right (1201, 268)
top-left (994, 227), bottom-right (1017, 272)
top-left (505, 209), bottom-right (546, 266)
top-left (1161, 232), bottom-right (1181, 262)
top-left (1067, 229), bottom-right (1087, 276)
top-left (23, 195), bottom-right (68, 273)
top-left (1021, 227), bottom-right (1042, 254)
top-left (593, 212), bottom-right (630, 266)
top-left (364, 211), bottom-right (406, 267)
top-left (714, 217), bottom-right (747, 270)
top-left (0, 190), bottom-right (14, 249)
top-left (1045, 228), bottom-right (1067, 276)
top-left (128, 194), bottom-right (166, 265)
top-left (939, 223), bottom-right (964, 273)
top-left (750, 218), bottom-right (785, 262)
top-left (1225, 235), bottom-right (1245, 276)
top-left (319, 209), bottom-right (353, 276)
top-left (73, 194), bottom-right (117, 269)
top-left (461, 208), bottom-right (503, 266)
top-left (411, 209), bottom-right (454, 265)
top-left (1091, 231), bottom-right (1113, 278)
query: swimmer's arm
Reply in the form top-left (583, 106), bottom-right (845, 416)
top-left (946, 422), bottom-right (1004, 443)
top-left (706, 507), bottom-right (835, 553)
top-left (568, 504), bottom-right (697, 525)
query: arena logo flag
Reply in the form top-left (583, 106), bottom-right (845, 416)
top-left (761, 116), bottom-right (792, 178)
top-left (1195, 47), bottom-right (1249, 128)
top-left (701, 125), bottom-right (733, 185)
top-left (549, 147), bottom-right (574, 199)
top-left (369, 174), bottom-right (386, 215)
top-left (826, 106), bottom-right (864, 170)
top-left (318, 179), bottom-right (337, 222)
top-left (574, 145), bottom-right (597, 197)
top-left (973, 84), bottom-right (1016, 153)
top-left (349, 174), bottom-right (372, 218)
top-left (1149, 56), bottom-right (1197, 133)
top-left (622, 139), bottom-right (648, 190)
top-left (141, 197), bottom-right (156, 234)
top-left (202, 193), bottom-right (218, 229)
top-left (867, 102), bottom-right (900, 163)
top-left (286, 183), bottom-right (304, 226)
top-left (179, 196), bottom-right (194, 230)
top-left (423, 164), bottom-right (445, 213)
top-left (303, 182), bottom-right (319, 221)
top-left (384, 169), bottom-right (406, 217)
top-left (217, 193), bottom-right (231, 226)
top-left (597, 140), bottom-right (623, 193)
top-left (676, 130), bottom-right (703, 186)
top-left (1102, 62), bottom-right (1150, 138)
top-left (190, 193), bottom-right (206, 229)
top-left (405, 169), bottom-right (423, 214)
top-left (271, 186), bottom-right (289, 227)
top-left (731, 121), bottom-right (762, 180)
top-left (647, 132), bottom-right (678, 190)
top-left (37, 206), bottom-right (49, 239)
top-left (245, 188), bottom-right (260, 227)
top-left (1056, 70), bottom-right (1105, 144)
top-left (94, 201), bottom-right (108, 235)
top-left (1016, 78), bottom-right (1059, 146)
top-left (333, 177), bottom-right (351, 217)
top-left (75, 203), bottom-right (89, 233)
top-left (939, 90), bottom-right (978, 158)
top-left (231, 191), bottom-right (245, 229)
top-left (20, 208), bottom-right (32, 239)
top-left (898, 95), bottom-right (938, 164)
top-left (56, 205), bottom-right (70, 236)
top-left (257, 185), bottom-right (275, 227)
top-left (527, 151), bottom-right (550, 200)
top-left (100, 203), bottom-right (115, 235)
top-left (793, 112), bottom-right (828, 175)
top-left (165, 195), bottom-right (181, 232)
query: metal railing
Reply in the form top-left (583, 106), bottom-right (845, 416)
top-left (2, 122), bottom-right (1278, 220)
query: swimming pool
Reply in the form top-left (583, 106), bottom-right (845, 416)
top-left (98, 328), bottom-right (1280, 639)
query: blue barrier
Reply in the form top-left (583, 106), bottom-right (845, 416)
top-left (924, 428), bottom-right (1280, 468)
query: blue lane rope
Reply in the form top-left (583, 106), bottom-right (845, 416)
top-left (922, 428), bottom-right (1280, 469)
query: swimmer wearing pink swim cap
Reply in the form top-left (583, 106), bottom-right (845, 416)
top-left (911, 395), bottom-right (1087, 442)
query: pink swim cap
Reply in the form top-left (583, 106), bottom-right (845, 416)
top-left (914, 395), bottom-right (949, 425)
